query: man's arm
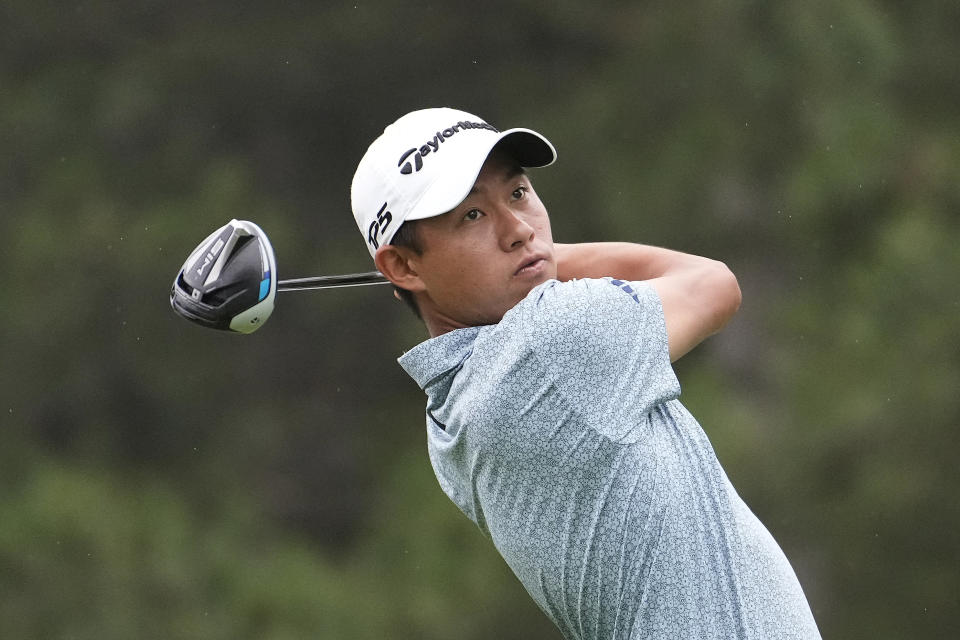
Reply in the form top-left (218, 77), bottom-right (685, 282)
top-left (554, 242), bottom-right (741, 362)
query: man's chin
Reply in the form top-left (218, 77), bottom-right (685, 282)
top-left (507, 277), bottom-right (551, 311)
top-left (522, 269), bottom-right (555, 292)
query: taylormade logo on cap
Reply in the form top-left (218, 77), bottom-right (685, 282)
top-left (397, 120), bottom-right (500, 175)
top-left (351, 107), bottom-right (557, 259)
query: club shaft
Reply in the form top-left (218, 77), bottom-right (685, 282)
top-left (277, 271), bottom-right (389, 291)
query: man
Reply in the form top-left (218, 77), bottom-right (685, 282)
top-left (351, 107), bottom-right (821, 639)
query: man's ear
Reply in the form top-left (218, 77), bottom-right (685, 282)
top-left (374, 244), bottom-right (426, 292)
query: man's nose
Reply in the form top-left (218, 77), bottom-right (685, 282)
top-left (495, 207), bottom-right (535, 251)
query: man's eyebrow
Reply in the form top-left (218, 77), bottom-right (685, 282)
top-left (504, 165), bottom-right (526, 181)
top-left (467, 165), bottom-right (527, 196)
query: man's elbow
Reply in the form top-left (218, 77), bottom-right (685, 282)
top-left (658, 259), bottom-right (742, 362)
top-left (707, 260), bottom-right (741, 332)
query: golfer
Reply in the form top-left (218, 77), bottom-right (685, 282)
top-left (351, 107), bottom-right (821, 639)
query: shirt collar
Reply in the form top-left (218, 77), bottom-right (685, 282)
top-left (397, 326), bottom-right (483, 390)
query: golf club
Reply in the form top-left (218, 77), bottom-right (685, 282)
top-left (170, 219), bottom-right (388, 333)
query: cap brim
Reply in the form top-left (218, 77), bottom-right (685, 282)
top-left (492, 128), bottom-right (557, 169)
top-left (405, 128), bottom-right (556, 223)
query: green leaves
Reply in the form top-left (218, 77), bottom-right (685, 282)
top-left (2, 0), bottom-right (958, 637)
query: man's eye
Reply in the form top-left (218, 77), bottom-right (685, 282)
top-left (464, 209), bottom-right (483, 221)
top-left (512, 185), bottom-right (528, 199)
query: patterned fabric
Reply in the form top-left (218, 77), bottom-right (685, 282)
top-left (398, 278), bottom-right (821, 640)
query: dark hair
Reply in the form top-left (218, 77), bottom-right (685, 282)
top-left (388, 221), bottom-right (423, 320)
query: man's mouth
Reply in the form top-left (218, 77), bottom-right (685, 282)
top-left (515, 255), bottom-right (548, 277)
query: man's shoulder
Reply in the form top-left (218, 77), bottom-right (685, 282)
top-left (504, 277), bottom-right (660, 340)
top-left (505, 276), bottom-right (676, 400)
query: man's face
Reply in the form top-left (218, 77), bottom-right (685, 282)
top-left (408, 151), bottom-right (556, 329)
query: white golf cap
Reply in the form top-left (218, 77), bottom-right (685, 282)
top-left (351, 107), bottom-right (556, 258)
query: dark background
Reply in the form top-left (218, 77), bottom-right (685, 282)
top-left (2, 1), bottom-right (958, 638)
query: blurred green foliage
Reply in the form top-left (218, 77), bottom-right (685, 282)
top-left (1, 0), bottom-right (957, 638)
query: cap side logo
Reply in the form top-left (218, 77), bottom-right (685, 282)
top-left (367, 202), bottom-right (393, 251)
top-left (397, 120), bottom-right (499, 175)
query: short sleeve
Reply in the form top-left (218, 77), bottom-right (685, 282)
top-left (521, 278), bottom-right (681, 442)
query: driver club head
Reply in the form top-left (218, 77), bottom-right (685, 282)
top-left (170, 219), bottom-right (278, 333)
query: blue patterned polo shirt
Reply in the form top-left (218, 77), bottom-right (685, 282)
top-left (398, 278), bottom-right (821, 640)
